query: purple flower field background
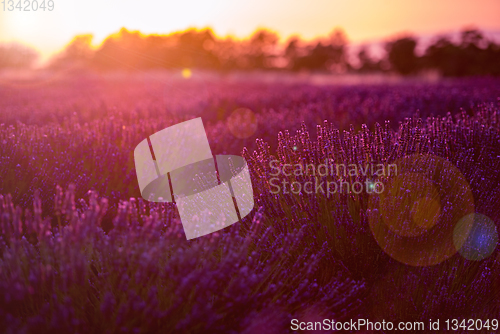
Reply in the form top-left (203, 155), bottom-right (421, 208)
top-left (1, 73), bottom-right (500, 333)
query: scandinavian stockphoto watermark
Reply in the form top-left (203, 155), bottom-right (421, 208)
top-left (268, 160), bottom-right (397, 196)
top-left (133, 118), bottom-right (254, 240)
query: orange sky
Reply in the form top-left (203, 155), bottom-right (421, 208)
top-left (1, 0), bottom-right (499, 62)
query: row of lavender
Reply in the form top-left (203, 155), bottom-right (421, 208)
top-left (1, 76), bottom-right (499, 213)
top-left (1, 76), bottom-right (500, 332)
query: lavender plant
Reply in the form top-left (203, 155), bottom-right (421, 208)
top-left (0, 74), bottom-right (499, 332)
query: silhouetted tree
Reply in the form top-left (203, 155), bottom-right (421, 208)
top-left (175, 29), bottom-right (220, 69)
top-left (0, 43), bottom-right (38, 69)
top-left (327, 28), bottom-right (348, 72)
top-left (291, 28), bottom-right (348, 72)
top-left (50, 34), bottom-right (94, 69)
top-left (93, 28), bottom-right (147, 70)
top-left (211, 37), bottom-right (241, 71)
top-left (424, 36), bottom-right (460, 76)
top-left (284, 37), bottom-right (300, 69)
top-left (245, 29), bottom-right (279, 69)
top-left (484, 41), bottom-right (500, 76)
top-left (385, 37), bottom-right (418, 75)
top-left (423, 29), bottom-right (500, 76)
top-left (357, 46), bottom-right (381, 73)
top-left (292, 42), bottom-right (330, 71)
top-left (46, 26), bottom-right (500, 76)
top-left (92, 28), bottom-right (222, 70)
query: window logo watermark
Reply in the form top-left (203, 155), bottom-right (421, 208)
top-left (134, 118), bottom-right (254, 240)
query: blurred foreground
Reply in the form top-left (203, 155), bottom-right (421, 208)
top-left (0, 72), bottom-right (499, 333)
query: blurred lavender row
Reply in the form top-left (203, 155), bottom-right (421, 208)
top-left (0, 74), bottom-right (499, 333)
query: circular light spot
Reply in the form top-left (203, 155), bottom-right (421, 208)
top-left (227, 108), bottom-right (258, 139)
top-left (368, 154), bottom-right (475, 266)
top-left (411, 196), bottom-right (441, 230)
top-left (454, 213), bottom-right (498, 261)
top-left (379, 172), bottom-right (441, 237)
top-left (182, 68), bottom-right (192, 79)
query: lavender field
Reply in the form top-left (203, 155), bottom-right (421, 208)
top-left (1, 73), bottom-right (500, 333)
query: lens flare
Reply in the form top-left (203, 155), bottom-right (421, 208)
top-left (379, 172), bottom-right (441, 237)
top-left (227, 108), bottom-right (258, 139)
top-left (454, 213), bottom-right (498, 261)
top-left (368, 154), bottom-right (475, 266)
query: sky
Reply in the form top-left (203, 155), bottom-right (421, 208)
top-left (1, 0), bottom-right (499, 62)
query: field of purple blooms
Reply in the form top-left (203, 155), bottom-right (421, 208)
top-left (1, 73), bottom-right (500, 333)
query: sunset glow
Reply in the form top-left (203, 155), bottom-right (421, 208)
top-left (1, 0), bottom-right (499, 62)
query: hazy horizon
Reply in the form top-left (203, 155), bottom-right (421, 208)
top-left (1, 0), bottom-right (499, 64)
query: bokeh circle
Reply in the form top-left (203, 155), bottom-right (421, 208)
top-left (368, 154), bottom-right (475, 266)
top-left (227, 108), bottom-right (258, 139)
top-left (453, 213), bottom-right (498, 261)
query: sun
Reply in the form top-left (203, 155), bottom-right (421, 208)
top-left (182, 68), bottom-right (192, 79)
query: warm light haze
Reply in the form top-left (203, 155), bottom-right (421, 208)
top-left (1, 0), bottom-right (500, 62)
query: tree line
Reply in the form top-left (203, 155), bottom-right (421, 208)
top-left (1, 27), bottom-right (499, 76)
